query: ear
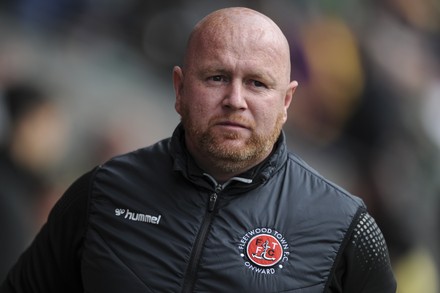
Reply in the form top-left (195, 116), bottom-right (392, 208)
top-left (173, 66), bottom-right (184, 115)
top-left (282, 80), bottom-right (298, 122)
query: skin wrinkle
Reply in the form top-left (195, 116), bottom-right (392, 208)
top-left (173, 7), bottom-right (298, 182)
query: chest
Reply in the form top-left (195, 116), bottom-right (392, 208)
top-left (81, 179), bottom-right (342, 292)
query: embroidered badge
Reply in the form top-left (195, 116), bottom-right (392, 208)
top-left (238, 228), bottom-right (290, 274)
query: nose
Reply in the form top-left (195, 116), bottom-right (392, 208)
top-left (222, 81), bottom-right (247, 110)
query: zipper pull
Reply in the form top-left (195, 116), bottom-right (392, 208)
top-left (208, 184), bottom-right (222, 212)
top-left (208, 192), bottom-right (218, 212)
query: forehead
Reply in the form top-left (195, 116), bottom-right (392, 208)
top-left (188, 28), bottom-right (287, 80)
top-left (197, 15), bottom-right (280, 55)
top-left (184, 9), bottom-right (291, 81)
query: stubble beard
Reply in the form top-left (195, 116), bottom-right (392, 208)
top-left (182, 113), bottom-right (284, 174)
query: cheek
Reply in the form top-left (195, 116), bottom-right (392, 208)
top-left (181, 97), bottom-right (210, 123)
top-left (182, 87), bottom-right (220, 120)
top-left (254, 102), bottom-right (285, 126)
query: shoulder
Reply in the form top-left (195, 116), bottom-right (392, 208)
top-left (285, 151), bottom-right (365, 209)
top-left (96, 137), bottom-right (173, 175)
top-left (326, 210), bottom-right (397, 292)
top-left (89, 137), bottom-right (175, 201)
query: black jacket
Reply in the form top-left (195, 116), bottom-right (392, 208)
top-left (1, 125), bottom-right (396, 292)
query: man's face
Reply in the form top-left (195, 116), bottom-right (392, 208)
top-left (174, 23), bottom-right (295, 174)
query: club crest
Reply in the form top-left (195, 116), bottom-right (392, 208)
top-left (238, 227), bottom-right (290, 274)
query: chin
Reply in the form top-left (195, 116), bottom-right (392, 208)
top-left (216, 137), bottom-right (248, 149)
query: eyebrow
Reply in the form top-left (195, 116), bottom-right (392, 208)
top-left (199, 66), bottom-right (229, 75)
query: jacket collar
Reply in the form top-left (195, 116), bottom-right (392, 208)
top-left (170, 123), bottom-right (288, 189)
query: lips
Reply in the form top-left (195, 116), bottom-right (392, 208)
top-left (214, 119), bottom-right (253, 131)
top-left (217, 120), bottom-right (248, 128)
top-left (209, 115), bottom-right (253, 130)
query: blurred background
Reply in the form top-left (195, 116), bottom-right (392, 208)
top-left (0, 0), bottom-right (439, 291)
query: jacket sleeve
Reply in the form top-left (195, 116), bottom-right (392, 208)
top-left (0, 168), bottom-right (95, 293)
top-left (327, 210), bottom-right (397, 293)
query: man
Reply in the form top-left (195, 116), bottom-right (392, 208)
top-left (1, 7), bottom-right (397, 292)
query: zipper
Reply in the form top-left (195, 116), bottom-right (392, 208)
top-left (181, 174), bottom-right (252, 292)
top-left (182, 183), bottom-right (222, 293)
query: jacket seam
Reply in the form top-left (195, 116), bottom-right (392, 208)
top-left (82, 165), bottom-right (156, 292)
top-left (323, 206), bottom-right (367, 292)
top-left (77, 166), bottom-right (100, 267)
top-left (81, 166), bottom-right (99, 246)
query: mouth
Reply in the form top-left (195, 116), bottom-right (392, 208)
top-left (216, 120), bottom-right (249, 130)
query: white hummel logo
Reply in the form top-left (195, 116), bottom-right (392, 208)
top-left (115, 208), bottom-right (162, 225)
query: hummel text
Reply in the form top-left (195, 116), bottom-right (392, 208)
top-left (115, 208), bottom-right (161, 225)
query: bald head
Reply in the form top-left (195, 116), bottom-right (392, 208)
top-left (183, 7), bottom-right (292, 82)
top-left (173, 7), bottom-right (298, 180)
